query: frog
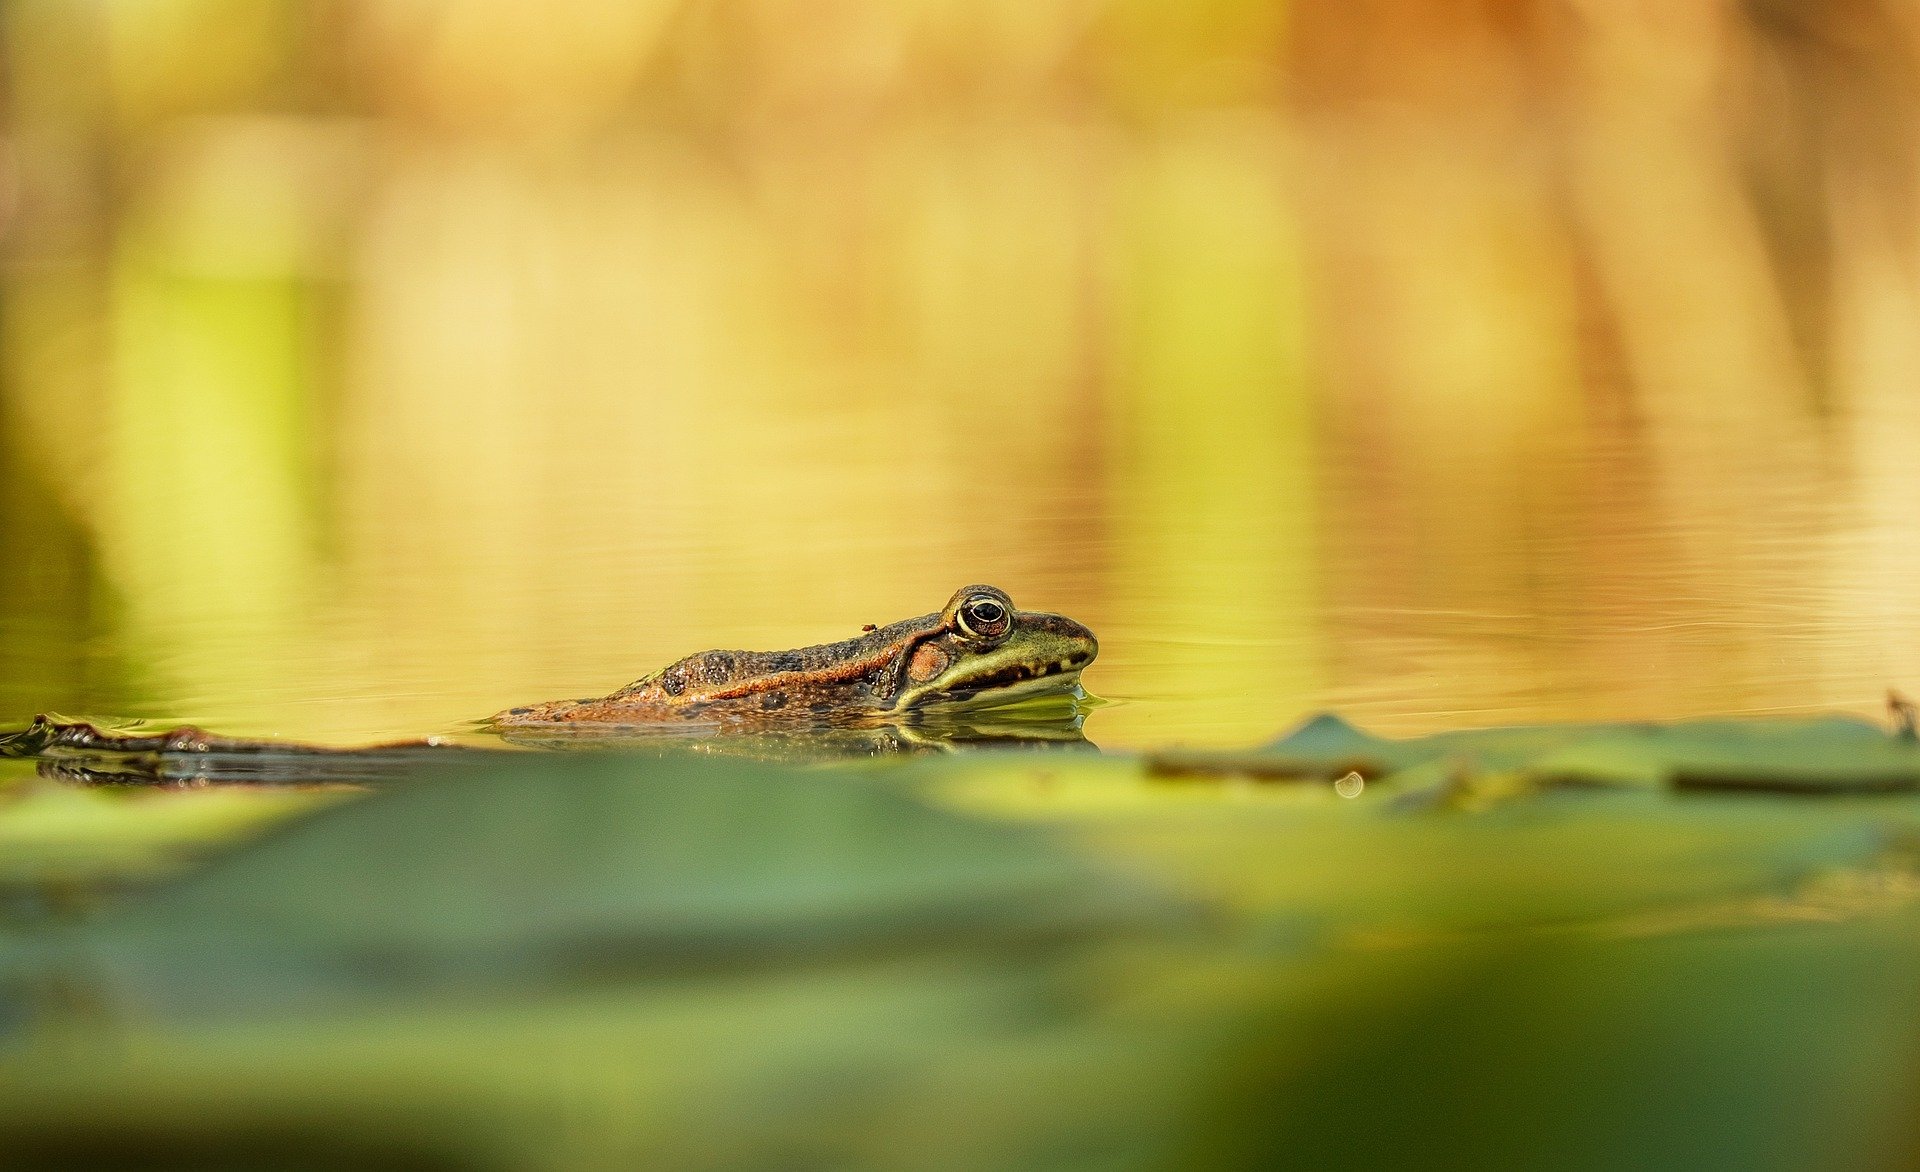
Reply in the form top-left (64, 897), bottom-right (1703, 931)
top-left (0, 585), bottom-right (1099, 782)
top-left (491, 584), bottom-right (1098, 727)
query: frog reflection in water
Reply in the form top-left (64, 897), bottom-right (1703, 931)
top-left (4, 586), bottom-right (1100, 782)
top-left (494, 585), bottom-right (1098, 729)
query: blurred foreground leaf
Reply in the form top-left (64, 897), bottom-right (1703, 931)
top-left (15, 752), bottom-right (1175, 1022)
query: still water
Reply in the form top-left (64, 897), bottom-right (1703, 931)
top-left (2, 385), bottom-right (1911, 753)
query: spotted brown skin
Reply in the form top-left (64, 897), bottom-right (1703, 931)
top-left (492, 585), bottom-right (1098, 727)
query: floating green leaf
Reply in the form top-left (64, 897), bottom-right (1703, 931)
top-left (1146, 712), bottom-right (1920, 796)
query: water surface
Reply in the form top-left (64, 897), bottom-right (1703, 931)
top-left (4, 2), bottom-right (1916, 750)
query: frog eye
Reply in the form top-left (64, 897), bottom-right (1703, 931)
top-left (957, 595), bottom-right (1011, 640)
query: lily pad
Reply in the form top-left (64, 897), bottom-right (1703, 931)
top-left (1149, 712), bottom-right (1920, 796)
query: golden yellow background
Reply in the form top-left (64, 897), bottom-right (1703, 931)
top-left (3, 1), bottom-right (1918, 747)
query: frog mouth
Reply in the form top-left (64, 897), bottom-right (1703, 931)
top-left (919, 657), bottom-right (1090, 709)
